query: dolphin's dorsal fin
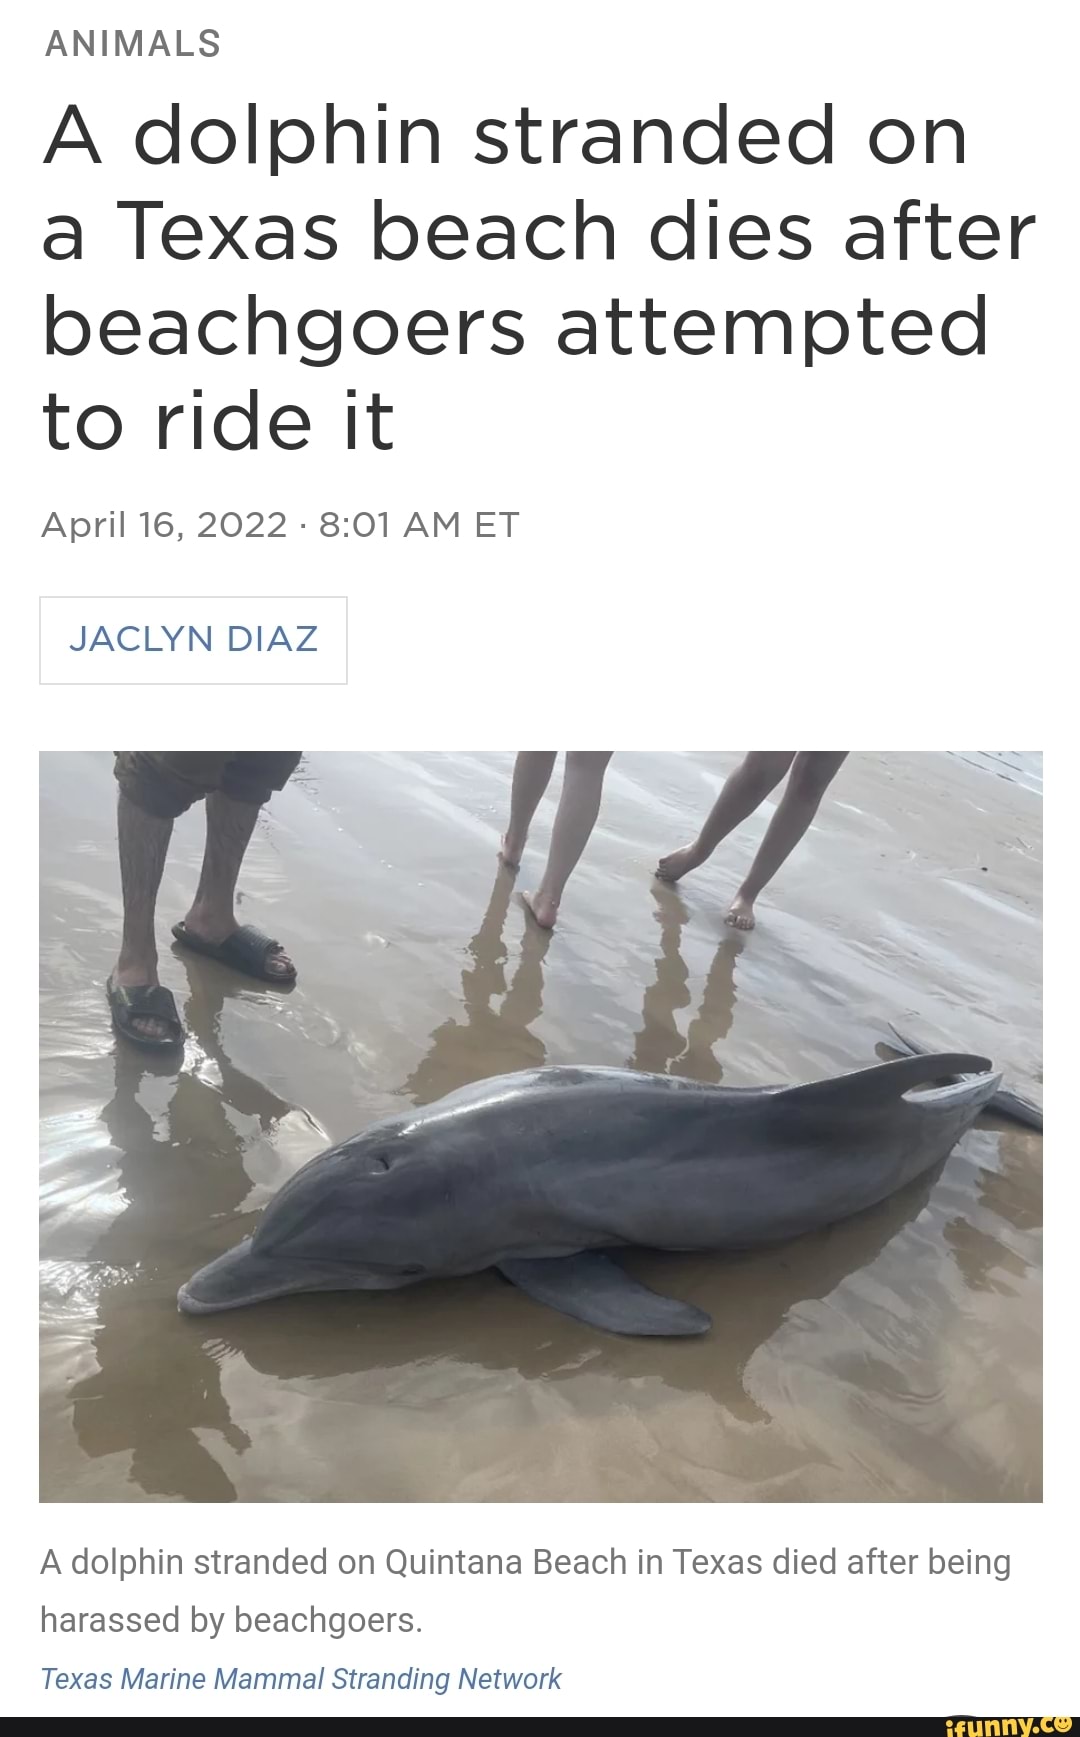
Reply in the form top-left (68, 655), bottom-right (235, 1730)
top-left (497, 1252), bottom-right (711, 1337)
top-left (780, 1052), bottom-right (992, 1114)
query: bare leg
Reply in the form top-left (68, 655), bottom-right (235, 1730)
top-left (182, 792), bottom-right (294, 976)
top-left (727, 752), bottom-right (848, 929)
top-left (112, 794), bottom-right (174, 1038)
top-left (499, 752), bottom-right (557, 867)
top-left (657, 752), bottom-right (796, 883)
top-left (523, 751), bottom-right (613, 929)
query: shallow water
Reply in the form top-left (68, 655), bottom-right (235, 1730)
top-left (39, 750), bottom-right (1042, 1503)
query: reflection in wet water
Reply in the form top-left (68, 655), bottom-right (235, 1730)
top-left (56, 970), bottom-right (323, 1503)
top-left (40, 751), bottom-right (1042, 1503)
top-left (404, 870), bottom-right (550, 1103)
top-left (629, 885), bottom-right (741, 1081)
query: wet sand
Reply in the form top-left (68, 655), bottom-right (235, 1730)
top-left (39, 751), bottom-right (1042, 1503)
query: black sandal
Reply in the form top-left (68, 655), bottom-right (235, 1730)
top-left (171, 921), bottom-right (297, 985)
top-left (107, 976), bottom-right (186, 1050)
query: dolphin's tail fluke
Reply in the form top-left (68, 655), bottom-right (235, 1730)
top-left (887, 1023), bottom-right (1042, 1132)
top-left (779, 1051), bottom-right (1000, 1119)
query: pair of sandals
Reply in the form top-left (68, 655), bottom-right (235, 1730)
top-left (107, 922), bottom-right (296, 1051)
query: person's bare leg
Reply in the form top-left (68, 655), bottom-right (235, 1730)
top-left (727, 752), bottom-right (848, 929)
top-left (182, 792), bottom-right (294, 976)
top-left (112, 794), bottom-right (174, 1038)
top-left (523, 751), bottom-right (613, 929)
top-left (657, 752), bottom-right (796, 883)
top-left (499, 752), bottom-right (557, 867)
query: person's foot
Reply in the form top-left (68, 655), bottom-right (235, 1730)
top-left (725, 892), bottom-right (757, 930)
top-left (111, 960), bottom-right (173, 1040)
top-left (498, 831), bottom-right (525, 870)
top-left (656, 843), bottom-right (705, 884)
top-left (522, 889), bottom-right (559, 929)
top-left (181, 905), bottom-right (295, 978)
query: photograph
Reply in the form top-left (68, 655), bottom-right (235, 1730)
top-left (39, 750), bottom-right (1042, 1504)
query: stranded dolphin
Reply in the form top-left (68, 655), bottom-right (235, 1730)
top-left (178, 1052), bottom-right (1001, 1337)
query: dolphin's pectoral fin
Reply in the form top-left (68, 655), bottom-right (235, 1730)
top-left (496, 1252), bottom-right (711, 1337)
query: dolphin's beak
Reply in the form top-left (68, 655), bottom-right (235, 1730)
top-left (178, 1242), bottom-right (415, 1315)
top-left (178, 1240), bottom-right (300, 1315)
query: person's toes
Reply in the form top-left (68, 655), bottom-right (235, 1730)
top-left (657, 846), bottom-right (696, 882)
top-left (132, 1015), bottom-right (171, 1041)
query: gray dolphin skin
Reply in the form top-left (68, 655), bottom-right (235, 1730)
top-left (178, 1052), bottom-right (1002, 1337)
top-left (887, 1024), bottom-right (1042, 1132)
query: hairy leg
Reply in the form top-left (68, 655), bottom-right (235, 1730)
top-left (183, 792), bottom-right (293, 976)
top-left (113, 794), bottom-right (174, 1037)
